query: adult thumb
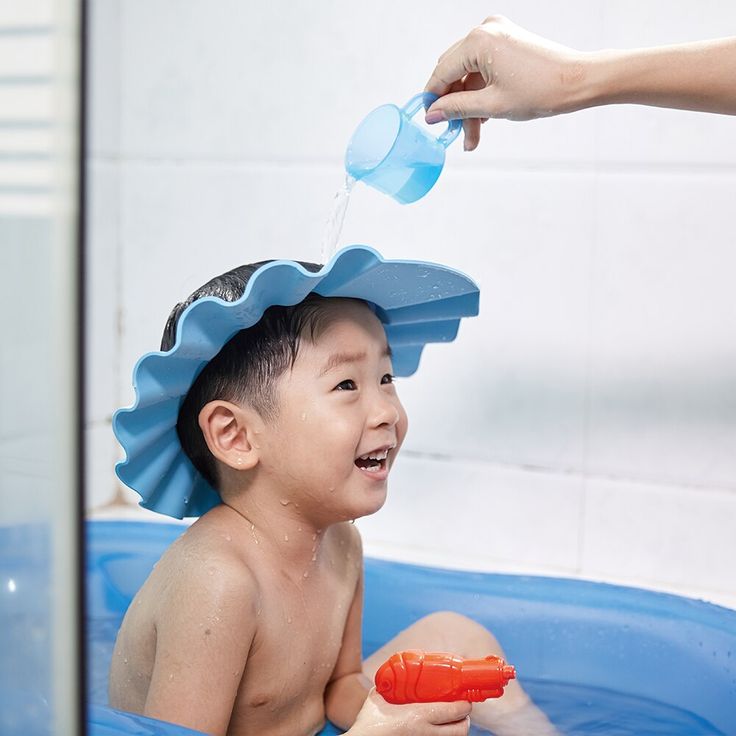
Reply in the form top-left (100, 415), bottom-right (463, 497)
top-left (425, 89), bottom-right (491, 124)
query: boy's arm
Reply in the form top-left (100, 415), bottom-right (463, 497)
top-left (324, 530), bottom-right (371, 730)
top-left (143, 558), bottom-right (258, 736)
top-left (324, 528), bottom-right (474, 734)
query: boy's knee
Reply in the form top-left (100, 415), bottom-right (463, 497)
top-left (423, 610), bottom-right (472, 629)
top-left (420, 610), bottom-right (504, 654)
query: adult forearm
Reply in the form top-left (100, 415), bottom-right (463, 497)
top-left (584, 38), bottom-right (736, 114)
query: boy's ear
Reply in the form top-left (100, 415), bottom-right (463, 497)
top-left (198, 400), bottom-right (263, 471)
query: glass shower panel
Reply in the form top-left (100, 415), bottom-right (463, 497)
top-left (0, 0), bottom-right (83, 734)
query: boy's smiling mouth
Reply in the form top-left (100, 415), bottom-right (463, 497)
top-left (354, 445), bottom-right (395, 476)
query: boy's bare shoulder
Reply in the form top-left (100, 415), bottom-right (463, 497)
top-left (156, 513), bottom-right (261, 617)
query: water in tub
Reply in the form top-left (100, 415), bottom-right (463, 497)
top-left (88, 623), bottom-right (725, 735)
top-left (462, 683), bottom-right (724, 735)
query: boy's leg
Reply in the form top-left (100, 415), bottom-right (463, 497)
top-left (362, 611), bottom-right (559, 736)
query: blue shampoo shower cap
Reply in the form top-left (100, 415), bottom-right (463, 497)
top-left (113, 246), bottom-right (479, 519)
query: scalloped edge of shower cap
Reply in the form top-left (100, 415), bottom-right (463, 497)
top-left (113, 245), bottom-right (479, 519)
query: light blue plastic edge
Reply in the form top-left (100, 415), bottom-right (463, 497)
top-left (113, 246), bottom-right (479, 520)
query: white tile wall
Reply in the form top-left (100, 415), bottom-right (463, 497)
top-left (87, 0), bottom-right (121, 158)
top-left (85, 421), bottom-right (119, 510)
top-left (587, 173), bottom-right (736, 489)
top-left (86, 0), bottom-right (736, 607)
top-left (581, 477), bottom-right (736, 607)
top-left (357, 453), bottom-right (584, 574)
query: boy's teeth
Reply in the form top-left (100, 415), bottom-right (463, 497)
top-left (359, 450), bottom-right (388, 461)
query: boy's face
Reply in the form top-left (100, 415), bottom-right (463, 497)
top-left (258, 299), bottom-right (408, 525)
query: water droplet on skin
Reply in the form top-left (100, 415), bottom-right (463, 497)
top-left (287, 616), bottom-right (293, 624)
top-left (284, 534), bottom-right (289, 542)
top-left (169, 674), bottom-right (174, 681)
top-left (311, 553), bottom-right (317, 561)
top-left (303, 571), bottom-right (309, 579)
top-left (312, 533), bottom-right (317, 541)
top-left (123, 658), bottom-right (128, 664)
top-left (300, 412), bottom-right (307, 422)
top-left (280, 499), bottom-right (290, 506)
top-left (328, 486), bottom-right (335, 493)
top-left (225, 535), bottom-right (232, 542)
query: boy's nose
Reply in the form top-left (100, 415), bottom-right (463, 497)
top-left (371, 394), bottom-right (402, 428)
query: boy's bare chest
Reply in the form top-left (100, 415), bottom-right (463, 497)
top-left (229, 564), bottom-right (356, 732)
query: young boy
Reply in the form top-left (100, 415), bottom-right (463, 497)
top-left (109, 251), bottom-right (557, 736)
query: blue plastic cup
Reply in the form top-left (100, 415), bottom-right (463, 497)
top-left (345, 92), bottom-right (462, 205)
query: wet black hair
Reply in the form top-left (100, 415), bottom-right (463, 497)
top-left (161, 260), bottom-right (341, 491)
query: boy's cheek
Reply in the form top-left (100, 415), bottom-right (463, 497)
top-left (390, 413), bottom-right (409, 463)
top-left (399, 408), bottom-right (409, 443)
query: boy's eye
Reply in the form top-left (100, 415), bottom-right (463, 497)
top-left (381, 373), bottom-right (395, 385)
top-left (335, 379), bottom-right (357, 391)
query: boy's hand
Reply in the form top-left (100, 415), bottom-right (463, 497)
top-left (348, 689), bottom-right (471, 735)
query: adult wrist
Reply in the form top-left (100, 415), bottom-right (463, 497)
top-left (572, 49), bottom-right (628, 110)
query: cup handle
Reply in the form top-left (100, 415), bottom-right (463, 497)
top-left (401, 93), bottom-right (462, 149)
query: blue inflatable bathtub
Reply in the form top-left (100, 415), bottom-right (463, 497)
top-left (2, 520), bottom-right (735, 735)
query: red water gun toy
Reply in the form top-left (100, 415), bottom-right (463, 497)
top-left (375, 650), bottom-right (516, 704)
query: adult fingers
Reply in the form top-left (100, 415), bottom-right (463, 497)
top-left (460, 71), bottom-right (488, 150)
top-left (425, 34), bottom-right (487, 97)
top-left (449, 78), bottom-right (481, 150)
top-left (425, 88), bottom-right (494, 123)
top-left (462, 118), bottom-right (481, 151)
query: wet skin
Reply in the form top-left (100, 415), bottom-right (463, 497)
top-left (109, 300), bottom-right (408, 736)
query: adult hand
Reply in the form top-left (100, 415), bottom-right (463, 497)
top-left (347, 688), bottom-right (471, 735)
top-left (425, 15), bottom-right (736, 150)
top-left (424, 15), bottom-right (588, 150)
